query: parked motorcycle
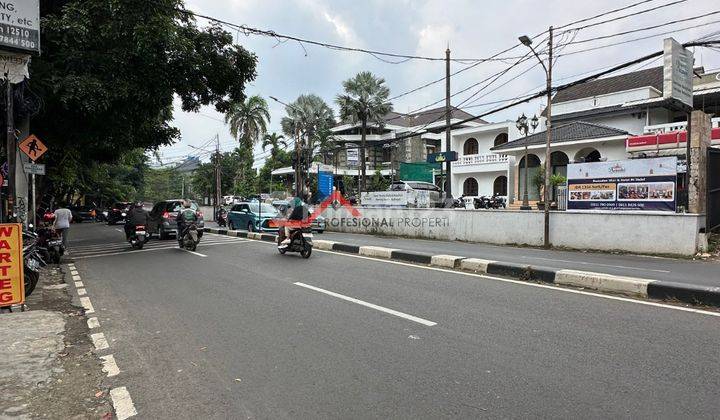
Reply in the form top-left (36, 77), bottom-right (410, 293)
top-left (488, 194), bottom-right (506, 209)
top-left (21, 231), bottom-right (44, 298)
top-left (473, 196), bottom-right (491, 209)
top-left (34, 224), bottom-right (64, 264)
top-left (128, 224), bottom-right (149, 250)
top-left (277, 226), bottom-right (313, 258)
top-left (179, 223), bottom-right (200, 251)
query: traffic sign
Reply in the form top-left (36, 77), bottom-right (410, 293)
top-left (0, 224), bottom-right (26, 306)
top-left (23, 163), bottom-right (45, 175)
top-left (19, 134), bottom-right (48, 161)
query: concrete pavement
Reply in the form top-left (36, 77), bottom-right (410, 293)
top-left (67, 223), bottom-right (720, 418)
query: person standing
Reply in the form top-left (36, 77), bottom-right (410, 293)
top-left (53, 203), bottom-right (73, 252)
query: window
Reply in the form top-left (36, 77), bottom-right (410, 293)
top-left (493, 176), bottom-right (508, 196)
top-left (494, 133), bottom-right (508, 147)
top-left (463, 178), bottom-right (479, 196)
top-left (231, 205), bottom-right (241, 212)
top-left (463, 138), bottom-right (479, 155)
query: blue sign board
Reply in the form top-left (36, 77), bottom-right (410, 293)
top-left (318, 170), bottom-right (333, 199)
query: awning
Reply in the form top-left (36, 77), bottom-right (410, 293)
top-left (626, 127), bottom-right (720, 152)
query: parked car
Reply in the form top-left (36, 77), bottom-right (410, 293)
top-left (387, 180), bottom-right (442, 207)
top-left (228, 202), bottom-right (279, 232)
top-left (107, 202), bottom-right (132, 225)
top-left (70, 205), bottom-right (96, 223)
top-left (148, 199), bottom-right (205, 239)
top-left (272, 200), bottom-right (325, 233)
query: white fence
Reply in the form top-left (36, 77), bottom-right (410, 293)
top-left (322, 207), bottom-right (705, 255)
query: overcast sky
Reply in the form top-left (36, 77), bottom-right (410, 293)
top-left (157, 0), bottom-right (720, 167)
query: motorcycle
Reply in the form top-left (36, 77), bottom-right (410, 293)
top-left (488, 195), bottom-right (506, 209)
top-left (216, 209), bottom-right (228, 228)
top-left (277, 225), bottom-right (313, 259)
top-left (128, 224), bottom-right (149, 250)
top-left (21, 231), bottom-right (44, 298)
top-left (179, 223), bottom-right (200, 251)
top-left (473, 196), bottom-right (491, 209)
top-left (34, 224), bottom-right (64, 264)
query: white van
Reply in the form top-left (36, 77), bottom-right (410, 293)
top-left (388, 181), bottom-right (442, 208)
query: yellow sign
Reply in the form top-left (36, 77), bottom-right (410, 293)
top-left (19, 134), bottom-right (48, 161)
top-left (0, 224), bottom-right (25, 306)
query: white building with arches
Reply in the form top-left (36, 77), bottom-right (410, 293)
top-left (449, 121), bottom-right (521, 203)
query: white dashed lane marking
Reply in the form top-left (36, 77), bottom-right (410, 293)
top-left (87, 317), bottom-right (100, 329)
top-left (100, 354), bottom-right (120, 377)
top-left (110, 387), bottom-right (137, 420)
top-left (79, 297), bottom-right (94, 313)
top-left (90, 332), bottom-right (109, 351)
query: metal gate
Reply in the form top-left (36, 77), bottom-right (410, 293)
top-left (708, 148), bottom-right (720, 232)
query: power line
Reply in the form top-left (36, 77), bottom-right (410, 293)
top-left (556, 0), bottom-right (657, 30)
top-left (567, 9), bottom-right (720, 46)
top-left (560, 0), bottom-right (687, 32)
top-left (177, 8), bottom-right (515, 63)
top-left (559, 18), bottom-right (720, 57)
top-left (386, 39), bottom-right (720, 143)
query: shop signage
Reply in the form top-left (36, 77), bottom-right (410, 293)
top-left (0, 223), bottom-right (25, 305)
top-left (427, 151), bottom-right (458, 164)
top-left (663, 38), bottom-right (693, 109)
top-left (567, 156), bottom-right (677, 212)
top-left (0, 0), bottom-right (40, 54)
top-left (346, 144), bottom-right (359, 166)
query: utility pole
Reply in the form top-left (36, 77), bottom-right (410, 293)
top-left (685, 110), bottom-right (692, 209)
top-left (5, 79), bottom-right (14, 222)
top-left (444, 45), bottom-right (452, 201)
top-left (295, 125), bottom-right (302, 197)
top-left (543, 27), bottom-right (554, 248)
top-left (213, 134), bottom-right (221, 218)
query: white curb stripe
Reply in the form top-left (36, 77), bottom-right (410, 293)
top-left (87, 317), bottom-right (100, 329)
top-left (110, 387), bottom-right (137, 420)
top-left (77, 288), bottom-right (87, 296)
top-left (100, 354), bottom-right (120, 377)
top-left (74, 281), bottom-right (83, 287)
top-left (72, 274), bottom-right (81, 281)
top-left (90, 332), bottom-right (109, 350)
top-left (79, 297), bottom-right (94, 313)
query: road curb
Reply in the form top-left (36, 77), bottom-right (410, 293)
top-left (204, 228), bottom-right (720, 308)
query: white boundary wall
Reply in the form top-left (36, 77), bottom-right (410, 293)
top-left (323, 207), bottom-right (704, 255)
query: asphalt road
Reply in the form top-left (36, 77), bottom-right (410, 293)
top-left (68, 223), bottom-right (720, 419)
top-left (316, 231), bottom-right (720, 286)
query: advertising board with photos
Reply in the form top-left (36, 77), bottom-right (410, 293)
top-left (567, 156), bottom-right (677, 212)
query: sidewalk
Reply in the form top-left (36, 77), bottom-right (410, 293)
top-left (0, 267), bottom-right (112, 419)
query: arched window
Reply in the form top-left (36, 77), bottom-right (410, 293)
top-left (493, 175), bottom-right (508, 196)
top-left (518, 154), bottom-right (541, 168)
top-left (574, 148), bottom-right (601, 163)
top-left (494, 133), bottom-right (509, 147)
top-left (463, 138), bottom-right (479, 155)
top-left (463, 178), bottom-right (479, 196)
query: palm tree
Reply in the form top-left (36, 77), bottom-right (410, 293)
top-left (261, 132), bottom-right (287, 162)
top-left (280, 94), bottom-right (335, 142)
top-left (336, 71), bottom-right (392, 191)
top-left (225, 95), bottom-right (271, 148)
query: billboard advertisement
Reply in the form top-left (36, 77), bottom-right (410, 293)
top-left (567, 157), bottom-right (677, 212)
top-left (0, 0), bottom-right (40, 54)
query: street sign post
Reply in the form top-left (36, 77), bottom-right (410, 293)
top-left (23, 163), bottom-right (44, 175)
top-left (0, 223), bottom-right (25, 306)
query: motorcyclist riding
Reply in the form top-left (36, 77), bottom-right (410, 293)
top-left (279, 196), bottom-right (309, 249)
top-left (176, 200), bottom-right (198, 247)
top-left (125, 202), bottom-right (149, 240)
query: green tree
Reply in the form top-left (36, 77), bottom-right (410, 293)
top-left (336, 72), bottom-right (393, 191)
top-left (31, 0), bottom-right (257, 202)
top-left (280, 94), bottom-right (335, 142)
top-left (368, 169), bottom-right (390, 192)
top-left (144, 168), bottom-right (183, 203)
top-left (261, 132), bottom-right (287, 161)
top-left (225, 95), bottom-right (271, 148)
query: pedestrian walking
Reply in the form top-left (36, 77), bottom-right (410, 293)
top-left (53, 203), bottom-right (73, 252)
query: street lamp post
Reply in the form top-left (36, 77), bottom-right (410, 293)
top-left (515, 113), bottom-right (539, 210)
top-left (519, 27), bottom-right (553, 248)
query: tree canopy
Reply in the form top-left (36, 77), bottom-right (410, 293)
top-left (30, 0), bottom-right (257, 201)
